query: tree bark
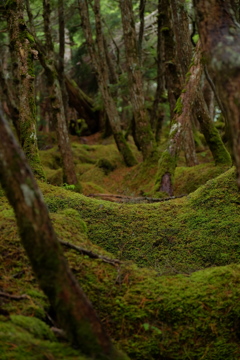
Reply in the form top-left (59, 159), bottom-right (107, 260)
top-left (78, 0), bottom-right (137, 167)
top-left (194, 0), bottom-right (240, 186)
top-left (119, 0), bottom-right (156, 160)
top-left (41, 0), bottom-right (79, 186)
top-left (5, 0), bottom-right (45, 180)
top-left (194, 90), bottom-right (232, 166)
top-left (150, 0), bottom-right (165, 142)
top-left (0, 106), bottom-right (129, 360)
top-left (155, 43), bottom-right (202, 196)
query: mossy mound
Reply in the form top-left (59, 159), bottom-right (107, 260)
top-left (1, 168), bottom-right (240, 359)
top-left (41, 167), bottom-right (240, 273)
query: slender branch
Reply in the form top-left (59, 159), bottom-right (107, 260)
top-left (58, 239), bottom-right (121, 266)
top-left (0, 291), bottom-right (29, 301)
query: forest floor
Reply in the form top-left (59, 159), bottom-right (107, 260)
top-left (0, 132), bottom-right (240, 360)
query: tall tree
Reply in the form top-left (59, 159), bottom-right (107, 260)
top-left (0, 105), bottom-right (129, 360)
top-left (193, 0), bottom-right (240, 186)
top-left (41, 0), bottom-right (79, 186)
top-left (5, 0), bottom-right (45, 180)
top-left (78, 0), bottom-right (137, 167)
top-left (119, 0), bottom-right (156, 160)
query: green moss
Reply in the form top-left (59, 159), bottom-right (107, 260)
top-left (0, 320), bottom-right (86, 359)
top-left (2, 169), bottom-right (240, 358)
top-left (154, 149), bottom-right (177, 195)
top-left (174, 97), bottom-right (183, 114)
top-left (10, 315), bottom-right (56, 341)
top-left (96, 158), bottom-right (116, 175)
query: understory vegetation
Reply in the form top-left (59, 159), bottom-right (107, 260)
top-left (0, 135), bottom-right (239, 360)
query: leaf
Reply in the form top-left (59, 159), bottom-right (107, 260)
top-left (142, 323), bottom-right (150, 331)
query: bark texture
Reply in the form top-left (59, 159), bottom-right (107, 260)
top-left (155, 43), bottom-right (202, 195)
top-left (0, 107), bottom-right (129, 360)
top-left (194, 0), bottom-right (240, 186)
top-left (5, 0), bottom-right (45, 180)
top-left (41, 0), bottom-right (78, 186)
top-left (119, 0), bottom-right (156, 160)
top-left (78, 0), bottom-right (137, 167)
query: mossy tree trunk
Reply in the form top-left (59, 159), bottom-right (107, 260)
top-left (5, 0), bottom-right (45, 180)
top-left (150, 0), bottom-right (165, 142)
top-left (119, 0), bottom-right (156, 160)
top-left (0, 107), bottom-right (129, 360)
top-left (65, 76), bottom-right (101, 134)
top-left (161, 0), bottom-right (198, 167)
top-left (194, 0), bottom-right (240, 186)
top-left (78, 0), bottom-right (137, 167)
top-left (0, 49), bottom-right (19, 134)
top-left (194, 90), bottom-right (232, 166)
top-left (155, 43), bottom-right (202, 196)
top-left (41, 0), bottom-right (79, 187)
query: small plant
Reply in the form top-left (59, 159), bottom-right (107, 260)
top-left (62, 183), bottom-right (76, 191)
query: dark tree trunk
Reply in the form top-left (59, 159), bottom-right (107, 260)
top-left (119, 0), bottom-right (156, 160)
top-left (150, 0), bottom-right (165, 142)
top-left (0, 106), bottom-right (129, 360)
top-left (41, 0), bottom-right (79, 186)
top-left (65, 76), bottom-right (101, 134)
top-left (194, 90), bottom-right (232, 166)
top-left (194, 0), bottom-right (240, 186)
top-left (78, 0), bottom-right (137, 167)
top-left (5, 0), bottom-right (45, 180)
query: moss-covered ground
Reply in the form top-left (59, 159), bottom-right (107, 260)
top-left (0, 133), bottom-right (239, 359)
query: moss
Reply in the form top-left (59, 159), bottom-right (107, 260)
top-left (2, 169), bottom-right (240, 358)
top-left (114, 132), bottom-right (138, 167)
top-left (10, 315), bottom-right (56, 341)
top-left (0, 319), bottom-right (86, 359)
top-left (154, 149), bottom-right (177, 195)
top-left (174, 96), bottom-right (183, 114)
top-left (45, 168), bottom-right (63, 186)
top-left (96, 158), bottom-right (116, 175)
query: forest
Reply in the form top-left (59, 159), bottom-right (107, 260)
top-left (0, 0), bottom-right (240, 359)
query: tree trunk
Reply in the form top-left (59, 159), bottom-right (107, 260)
top-left (194, 90), bottom-right (232, 166)
top-left (119, 0), bottom-right (156, 160)
top-left (150, 0), bottom-right (165, 142)
top-left (41, 0), bottom-right (79, 186)
top-left (155, 43), bottom-right (202, 196)
top-left (5, 0), bottom-right (45, 180)
top-left (78, 0), bottom-right (137, 167)
top-left (194, 0), bottom-right (240, 186)
top-left (0, 107), bottom-right (129, 360)
top-left (65, 76), bottom-right (101, 134)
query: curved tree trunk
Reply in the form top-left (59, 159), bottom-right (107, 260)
top-left (0, 106), bottom-right (129, 360)
top-left (194, 0), bottom-right (240, 186)
top-left (5, 0), bottom-right (45, 180)
top-left (65, 76), bottom-right (101, 134)
top-left (194, 90), bottom-right (232, 166)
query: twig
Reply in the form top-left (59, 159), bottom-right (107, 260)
top-left (0, 291), bottom-right (29, 301)
top-left (58, 239), bottom-right (121, 266)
